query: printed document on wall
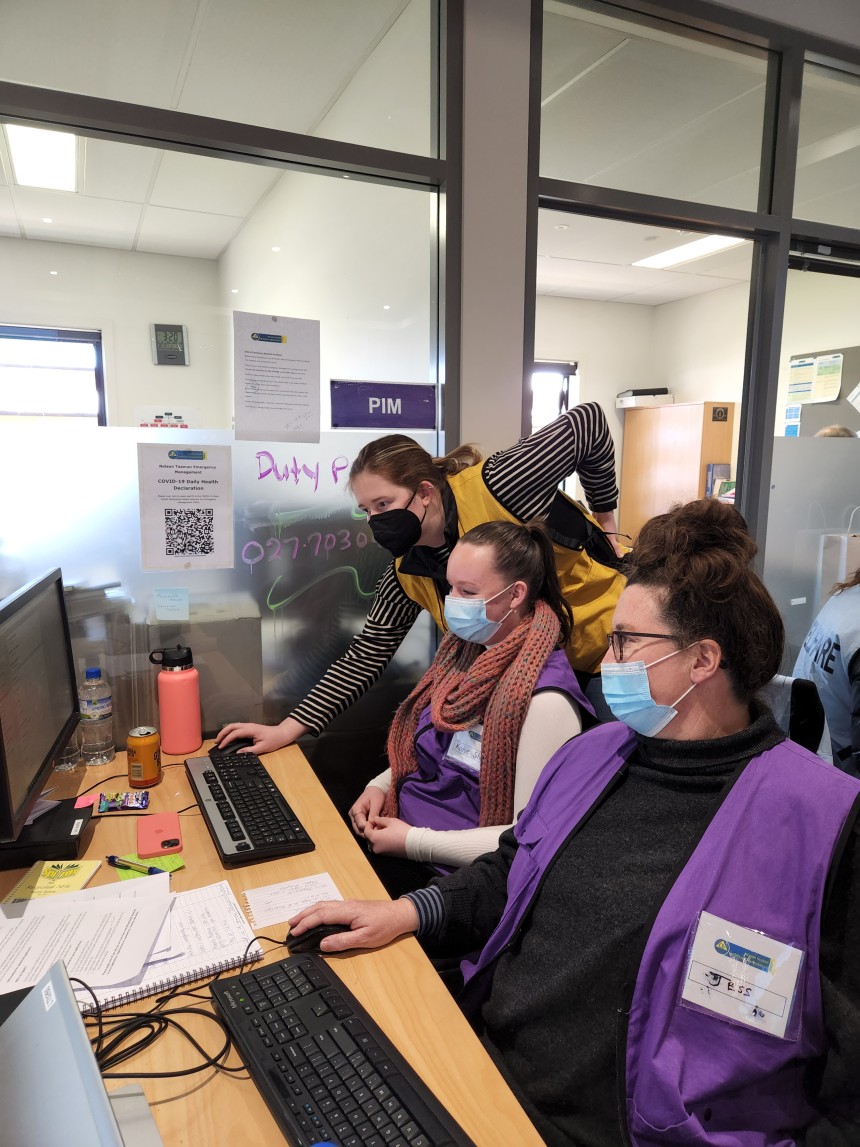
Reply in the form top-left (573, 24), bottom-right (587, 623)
top-left (233, 311), bottom-right (320, 443)
top-left (137, 443), bottom-right (234, 570)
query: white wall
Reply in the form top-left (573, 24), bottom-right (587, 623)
top-left (218, 171), bottom-right (434, 429)
top-left (0, 236), bottom-right (229, 427)
top-left (535, 294), bottom-right (658, 478)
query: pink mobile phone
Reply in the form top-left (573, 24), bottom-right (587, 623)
top-left (137, 812), bottom-right (183, 858)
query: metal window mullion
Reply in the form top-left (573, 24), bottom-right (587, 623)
top-left (521, 0), bottom-right (545, 439)
top-left (734, 44), bottom-right (803, 554)
top-left (0, 80), bottom-right (445, 191)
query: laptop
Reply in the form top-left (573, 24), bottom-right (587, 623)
top-left (0, 961), bottom-right (163, 1146)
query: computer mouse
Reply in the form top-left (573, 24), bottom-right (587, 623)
top-left (286, 923), bottom-right (353, 953)
top-left (219, 736), bottom-right (257, 755)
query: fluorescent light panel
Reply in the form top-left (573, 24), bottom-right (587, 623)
top-left (5, 124), bottom-right (77, 192)
top-left (634, 234), bottom-right (747, 269)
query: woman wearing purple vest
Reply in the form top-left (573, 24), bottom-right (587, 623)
top-left (290, 498), bottom-right (860, 1146)
top-left (348, 519), bottom-right (592, 894)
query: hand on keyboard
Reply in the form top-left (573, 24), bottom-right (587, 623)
top-left (289, 899), bottom-right (420, 953)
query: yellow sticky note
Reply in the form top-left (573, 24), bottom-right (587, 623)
top-left (114, 853), bottom-right (186, 880)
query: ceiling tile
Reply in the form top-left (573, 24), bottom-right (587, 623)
top-left (0, 187), bottom-right (21, 237)
top-left (13, 188), bottom-right (140, 248)
top-left (150, 151), bottom-right (280, 216)
top-left (176, 0), bottom-right (403, 133)
top-left (136, 205), bottom-right (242, 258)
top-left (0, 0), bottom-right (199, 106)
top-left (82, 138), bottom-right (159, 202)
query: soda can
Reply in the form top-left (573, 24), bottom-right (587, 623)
top-left (127, 727), bottom-right (162, 788)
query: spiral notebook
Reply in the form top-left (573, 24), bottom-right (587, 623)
top-left (74, 880), bottom-right (263, 1013)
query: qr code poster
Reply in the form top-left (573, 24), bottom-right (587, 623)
top-left (137, 443), bottom-right (234, 570)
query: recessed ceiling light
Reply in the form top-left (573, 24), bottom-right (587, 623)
top-left (5, 124), bottom-right (76, 192)
top-left (42, 217), bottom-right (52, 223)
top-left (554, 224), bottom-right (569, 231)
top-left (49, 270), bottom-right (58, 276)
top-left (342, 174), bottom-right (351, 179)
top-left (231, 288), bottom-right (238, 294)
top-left (383, 305), bottom-right (390, 310)
top-left (633, 234), bottom-right (748, 269)
top-left (271, 246), bottom-right (280, 252)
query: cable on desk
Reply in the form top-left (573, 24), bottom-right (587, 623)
top-left (78, 935), bottom-right (287, 1081)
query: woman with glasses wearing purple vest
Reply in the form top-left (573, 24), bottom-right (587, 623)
top-left (348, 520), bottom-right (593, 895)
top-left (289, 498), bottom-right (860, 1147)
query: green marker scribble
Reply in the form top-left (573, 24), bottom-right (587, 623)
top-left (267, 566), bottom-right (377, 611)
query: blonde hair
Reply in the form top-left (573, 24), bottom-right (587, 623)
top-left (814, 425), bottom-right (856, 438)
top-left (348, 434), bottom-right (482, 492)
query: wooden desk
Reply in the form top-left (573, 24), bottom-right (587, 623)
top-left (0, 745), bottom-right (542, 1147)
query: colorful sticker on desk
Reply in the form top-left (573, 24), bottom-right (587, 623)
top-left (446, 724), bottom-right (483, 772)
top-left (680, 911), bottom-right (803, 1040)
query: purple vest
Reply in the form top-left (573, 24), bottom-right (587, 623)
top-left (461, 722), bottom-right (860, 1144)
top-left (397, 650), bottom-right (590, 848)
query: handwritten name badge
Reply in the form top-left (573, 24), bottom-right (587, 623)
top-left (447, 725), bottom-right (483, 772)
top-left (680, 911), bottom-right (803, 1040)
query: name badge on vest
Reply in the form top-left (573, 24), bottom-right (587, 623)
top-left (680, 911), bottom-right (803, 1040)
top-left (446, 724), bottom-right (483, 772)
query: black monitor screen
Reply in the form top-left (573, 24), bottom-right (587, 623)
top-left (0, 569), bottom-right (78, 842)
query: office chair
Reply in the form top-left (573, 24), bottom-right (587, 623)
top-left (758, 674), bottom-right (833, 763)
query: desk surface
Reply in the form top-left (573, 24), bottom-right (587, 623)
top-left (0, 745), bottom-right (542, 1146)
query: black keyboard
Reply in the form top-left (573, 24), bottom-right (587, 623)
top-left (185, 750), bottom-right (314, 865)
top-left (211, 953), bottom-right (474, 1147)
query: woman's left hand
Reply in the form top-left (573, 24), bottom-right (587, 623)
top-left (364, 816), bottom-right (411, 858)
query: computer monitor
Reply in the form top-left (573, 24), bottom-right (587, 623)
top-left (0, 568), bottom-right (78, 843)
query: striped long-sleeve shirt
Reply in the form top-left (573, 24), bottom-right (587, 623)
top-left (290, 402), bottom-right (618, 735)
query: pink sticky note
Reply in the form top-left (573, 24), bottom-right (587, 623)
top-left (74, 792), bottom-right (98, 809)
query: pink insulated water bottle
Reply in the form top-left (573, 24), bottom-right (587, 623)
top-left (149, 645), bottom-right (203, 755)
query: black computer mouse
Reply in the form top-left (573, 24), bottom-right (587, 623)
top-left (286, 923), bottom-right (353, 953)
top-left (219, 736), bottom-right (257, 755)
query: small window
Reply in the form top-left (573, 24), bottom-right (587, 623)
top-left (531, 361), bottom-right (579, 433)
top-left (0, 326), bottom-right (105, 426)
top-left (531, 361), bottom-right (580, 496)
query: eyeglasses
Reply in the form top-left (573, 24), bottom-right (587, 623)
top-left (607, 630), bottom-right (678, 663)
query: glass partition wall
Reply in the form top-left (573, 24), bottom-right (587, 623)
top-left (0, 1), bottom-right (451, 806)
top-left (536, 1), bottom-right (860, 679)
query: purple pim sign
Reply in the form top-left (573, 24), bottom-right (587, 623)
top-left (330, 380), bottom-right (436, 430)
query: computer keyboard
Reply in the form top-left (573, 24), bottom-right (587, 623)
top-left (211, 953), bottom-right (474, 1147)
top-left (185, 749), bottom-right (315, 865)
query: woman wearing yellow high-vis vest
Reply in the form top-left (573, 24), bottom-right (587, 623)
top-left (217, 403), bottom-right (625, 757)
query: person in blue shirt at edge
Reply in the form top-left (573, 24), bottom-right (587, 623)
top-left (216, 402), bottom-right (624, 757)
top-left (794, 561), bottom-right (860, 778)
top-left (289, 498), bottom-right (860, 1147)
top-left (348, 519), bottom-right (594, 896)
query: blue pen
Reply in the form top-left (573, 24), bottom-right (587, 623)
top-left (106, 854), bottom-right (162, 876)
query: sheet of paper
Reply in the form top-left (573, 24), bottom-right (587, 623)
top-left (244, 872), bottom-right (342, 929)
top-left (233, 310), bottom-right (320, 443)
top-left (0, 888), bottom-right (171, 993)
top-left (73, 881), bottom-right (263, 1010)
top-left (137, 443), bottom-right (234, 571)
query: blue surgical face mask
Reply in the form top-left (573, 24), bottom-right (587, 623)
top-left (444, 583), bottom-right (515, 645)
top-left (601, 646), bottom-right (696, 736)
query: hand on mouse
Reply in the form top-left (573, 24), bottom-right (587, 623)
top-left (288, 899), bottom-right (419, 953)
top-left (215, 719), bottom-right (308, 756)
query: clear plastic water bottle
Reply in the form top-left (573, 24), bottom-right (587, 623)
top-left (78, 667), bottom-right (116, 766)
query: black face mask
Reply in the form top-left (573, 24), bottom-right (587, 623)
top-left (368, 492), bottom-right (427, 557)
